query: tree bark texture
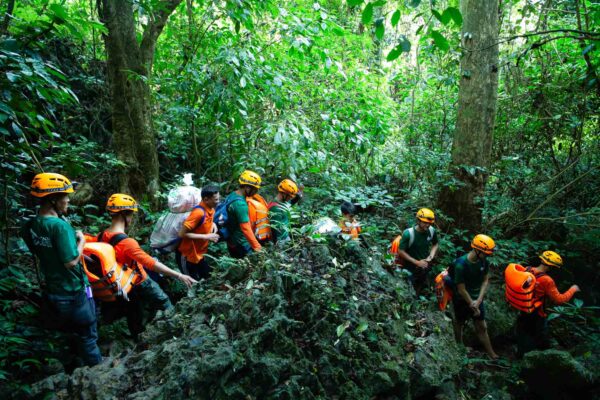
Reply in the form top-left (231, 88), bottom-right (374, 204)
top-left (439, 0), bottom-right (500, 233)
top-left (98, 0), bottom-right (182, 203)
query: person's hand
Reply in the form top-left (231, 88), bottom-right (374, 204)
top-left (205, 233), bottom-right (220, 243)
top-left (415, 260), bottom-right (428, 269)
top-left (178, 273), bottom-right (197, 288)
top-left (470, 300), bottom-right (480, 309)
top-left (425, 255), bottom-right (434, 263)
top-left (211, 223), bottom-right (218, 234)
top-left (76, 230), bottom-right (85, 243)
top-left (572, 285), bottom-right (581, 293)
top-left (471, 306), bottom-right (481, 317)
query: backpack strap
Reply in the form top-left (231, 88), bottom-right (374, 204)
top-left (428, 226), bottom-right (435, 240)
top-left (97, 231), bottom-right (129, 247)
top-left (191, 205), bottom-right (206, 230)
top-left (406, 227), bottom-right (415, 248)
top-left (109, 233), bottom-right (129, 247)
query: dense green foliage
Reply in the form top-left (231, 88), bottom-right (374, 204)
top-left (0, 0), bottom-right (598, 397)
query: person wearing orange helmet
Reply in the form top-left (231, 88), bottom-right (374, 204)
top-left (395, 208), bottom-right (439, 297)
top-left (91, 193), bottom-right (196, 340)
top-left (221, 170), bottom-right (263, 258)
top-left (22, 173), bottom-right (102, 366)
top-left (516, 251), bottom-right (581, 357)
top-left (269, 179), bottom-right (301, 244)
top-left (450, 234), bottom-right (498, 359)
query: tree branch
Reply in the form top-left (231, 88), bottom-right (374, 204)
top-left (140, 0), bottom-right (184, 67)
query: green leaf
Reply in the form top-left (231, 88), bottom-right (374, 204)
top-left (240, 76), bottom-right (247, 88)
top-left (432, 9), bottom-right (450, 25)
top-left (409, 0), bottom-right (421, 7)
top-left (6, 72), bottom-right (18, 82)
top-left (49, 4), bottom-right (68, 22)
top-left (443, 7), bottom-right (463, 26)
top-left (362, 3), bottom-right (374, 25)
top-left (356, 321), bottom-right (368, 333)
top-left (347, 0), bottom-right (364, 6)
top-left (336, 321), bottom-right (351, 337)
top-left (391, 10), bottom-right (401, 27)
top-left (430, 30), bottom-right (449, 52)
top-left (375, 18), bottom-right (384, 40)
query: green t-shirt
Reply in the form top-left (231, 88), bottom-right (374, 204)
top-left (398, 226), bottom-right (438, 270)
top-left (225, 192), bottom-right (251, 248)
top-left (452, 254), bottom-right (489, 299)
top-left (269, 200), bottom-right (291, 243)
top-left (22, 216), bottom-right (88, 295)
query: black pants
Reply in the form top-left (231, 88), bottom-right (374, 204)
top-left (516, 311), bottom-right (549, 357)
top-left (176, 251), bottom-right (212, 280)
top-left (227, 243), bottom-right (251, 259)
top-left (100, 278), bottom-right (172, 340)
top-left (45, 290), bottom-right (102, 366)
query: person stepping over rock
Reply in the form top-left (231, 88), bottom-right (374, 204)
top-left (450, 234), bottom-right (498, 360)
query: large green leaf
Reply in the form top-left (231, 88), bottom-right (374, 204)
top-left (391, 10), bottom-right (401, 27)
top-left (443, 7), bottom-right (463, 26)
top-left (375, 18), bottom-right (385, 40)
top-left (362, 3), bottom-right (374, 25)
top-left (430, 30), bottom-right (449, 52)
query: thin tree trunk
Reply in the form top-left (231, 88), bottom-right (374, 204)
top-left (1, 0), bottom-right (15, 35)
top-left (439, 0), bottom-right (500, 233)
top-left (98, 0), bottom-right (182, 203)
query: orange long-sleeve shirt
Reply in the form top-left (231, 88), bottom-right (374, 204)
top-left (240, 221), bottom-right (261, 250)
top-left (532, 267), bottom-right (578, 317)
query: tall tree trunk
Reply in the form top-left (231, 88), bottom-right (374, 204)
top-left (97, 0), bottom-right (182, 203)
top-left (439, 0), bottom-right (500, 233)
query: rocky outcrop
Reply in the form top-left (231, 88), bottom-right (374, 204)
top-left (31, 239), bottom-right (466, 399)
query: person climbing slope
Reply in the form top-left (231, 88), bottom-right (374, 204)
top-left (393, 208), bottom-right (439, 297)
top-left (513, 251), bottom-right (581, 357)
top-left (219, 170), bottom-right (263, 258)
top-left (269, 179), bottom-right (300, 245)
top-left (92, 193), bottom-right (196, 339)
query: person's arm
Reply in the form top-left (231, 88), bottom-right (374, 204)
top-left (426, 243), bottom-right (439, 263)
top-left (541, 278), bottom-right (580, 305)
top-left (64, 230), bottom-right (85, 269)
top-left (152, 261), bottom-right (197, 288)
top-left (123, 240), bottom-right (197, 287)
top-left (457, 283), bottom-right (474, 304)
top-left (474, 273), bottom-right (490, 306)
top-left (240, 221), bottom-right (262, 251)
top-left (398, 250), bottom-right (428, 268)
top-left (178, 225), bottom-right (219, 242)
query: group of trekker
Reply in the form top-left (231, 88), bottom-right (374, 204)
top-left (22, 171), bottom-right (581, 368)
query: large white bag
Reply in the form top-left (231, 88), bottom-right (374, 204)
top-left (150, 184), bottom-right (202, 252)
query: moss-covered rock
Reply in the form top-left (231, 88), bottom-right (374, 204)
top-left (28, 241), bottom-right (469, 399)
top-left (521, 349), bottom-right (595, 399)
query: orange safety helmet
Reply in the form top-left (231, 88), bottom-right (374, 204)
top-left (106, 193), bottom-right (138, 213)
top-left (30, 172), bottom-right (74, 198)
top-left (540, 251), bottom-right (563, 268)
top-left (278, 179), bottom-right (298, 196)
top-left (416, 208), bottom-right (435, 223)
top-left (471, 234), bottom-right (496, 255)
top-left (239, 170), bottom-right (262, 188)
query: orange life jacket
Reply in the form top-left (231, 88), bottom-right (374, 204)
top-left (247, 194), bottom-right (272, 241)
top-left (82, 242), bottom-right (138, 302)
top-left (390, 235), bottom-right (403, 265)
top-left (434, 269), bottom-right (453, 310)
top-left (504, 263), bottom-right (545, 313)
